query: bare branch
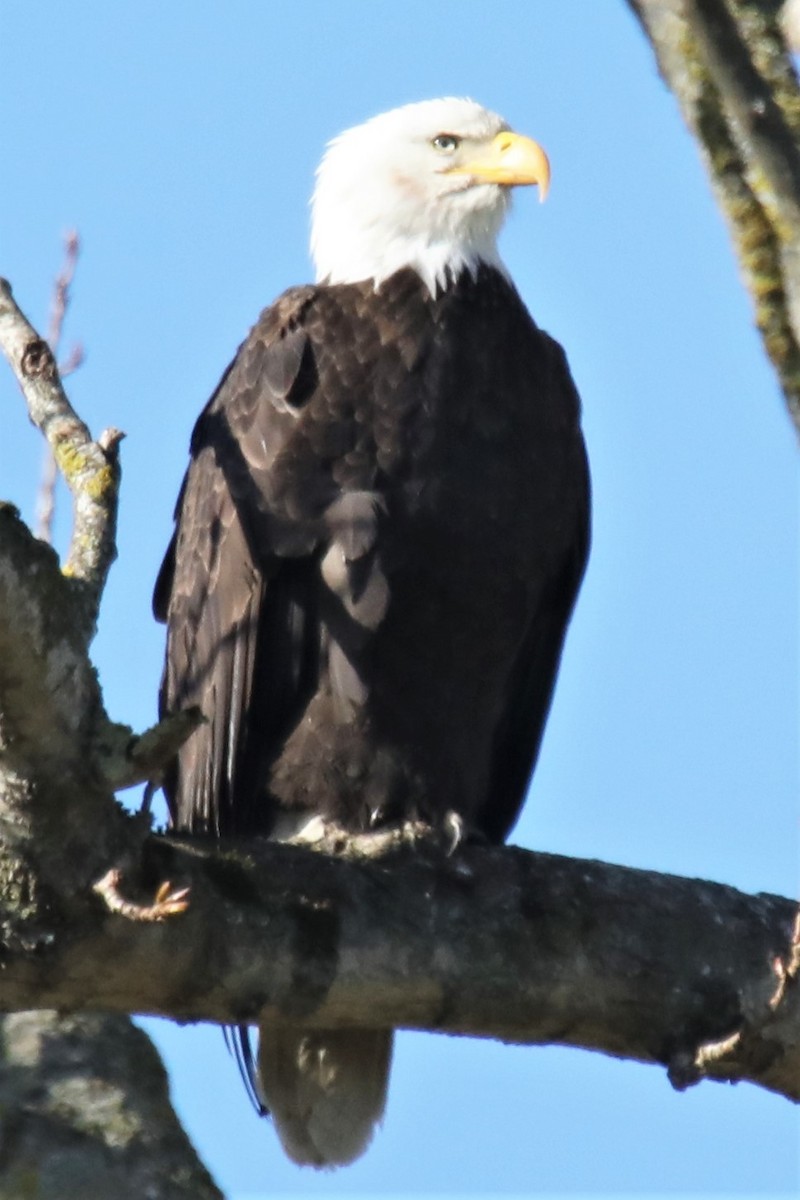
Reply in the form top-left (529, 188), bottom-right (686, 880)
top-left (36, 231), bottom-right (82, 545)
top-left (96, 707), bottom-right (207, 793)
top-left (0, 835), bottom-right (796, 1103)
top-left (58, 340), bottom-right (84, 377)
top-left (35, 447), bottom-right (59, 545)
top-left (46, 231), bottom-right (80, 353)
top-left (0, 276), bottom-right (119, 640)
top-left (630, 0), bottom-right (800, 437)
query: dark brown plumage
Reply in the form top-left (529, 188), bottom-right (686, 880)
top-left (154, 261), bottom-right (588, 1167)
top-left (155, 266), bottom-right (588, 844)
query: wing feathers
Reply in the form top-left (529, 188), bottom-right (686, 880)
top-left (156, 294), bottom-right (326, 836)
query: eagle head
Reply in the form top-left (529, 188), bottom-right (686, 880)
top-left (310, 97), bottom-right (550, 295)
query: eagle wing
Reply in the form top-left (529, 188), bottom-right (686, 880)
top-left (477, 335), bottom-right (591, 844)
top-left (153, 287), bottom-right (322, 836)
top-left (154, 286), bottom-right (396, 1149)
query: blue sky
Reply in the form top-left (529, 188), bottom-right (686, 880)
top-left (1, 2), bottom-right (798, 1197)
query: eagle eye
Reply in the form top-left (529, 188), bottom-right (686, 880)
top-left (432, 134), bottom-right (460, 153)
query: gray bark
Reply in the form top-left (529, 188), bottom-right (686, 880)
top-left (3, 829), bottom-right (799, 1100)
top-left (630, 0), bottom-right (800, 437)
top-left (0, 1012), bottom-right (223, 1200)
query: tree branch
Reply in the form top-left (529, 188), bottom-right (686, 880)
top-left (688, 0), bottom-right (800, 223)
top-left (36, 230), bottom-right (84, 545)
top-left (630, 0), bottom-right (800, 437)
top-left (0, 276), bottom-right (120, 641)
top-left (0, 1011), bottom-right (224, 1200)
top-left (0, 834), bottom-right (796, 1103)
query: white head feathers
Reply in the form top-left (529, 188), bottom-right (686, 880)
top-left (310, 98), bottom-right (547, 296)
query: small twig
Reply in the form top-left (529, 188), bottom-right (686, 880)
top-left (36, 451), bottom-right (59, 545)
top-left (97, 706), bottom-right (206, 792)
top-left (37, 231), bottom-right (82, 544)
top-left (46, 231), bottom-right (80, 351)
top-left (59, 341), bottom-right (84, 378)
top-left (93, 868), bottom-right (190, 923)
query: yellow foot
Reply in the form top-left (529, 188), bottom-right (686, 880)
top-left (93, 867), bottom-right (190, 922)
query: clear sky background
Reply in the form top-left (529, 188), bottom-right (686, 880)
top-left (1, 2), bottom-right (798, 1198)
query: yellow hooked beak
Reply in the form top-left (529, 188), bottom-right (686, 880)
top-left (445, 131), bottom-right (551, 200)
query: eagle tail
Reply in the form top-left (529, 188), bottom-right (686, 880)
top-left (256, 1025), bottom-right (393, 1168)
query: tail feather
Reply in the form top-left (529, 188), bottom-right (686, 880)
top-left (257, 1025), bottom-right (393, 1168)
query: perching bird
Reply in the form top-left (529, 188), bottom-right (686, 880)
top-left (154, 96), bottom-right (590, 1169)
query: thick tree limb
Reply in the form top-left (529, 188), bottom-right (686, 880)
top-left (0, 1011), bottom-right (223, 1200)
top-left (630, 0), bottom-right (800, 437)
top-left (0, 495), bottom-right (201, 900)
top-left (688, 0), bottom-right (800, 224)
top-left (0, 834), bottom-right (796, 1103)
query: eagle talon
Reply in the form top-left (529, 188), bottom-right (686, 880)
top-left (93, 868), bottom-right (190, 922)
top-left (278, 814), bottom-right (348, 847)
top-left (441, 810), bottom-right (466, 855)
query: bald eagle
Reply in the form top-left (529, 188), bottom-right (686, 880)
top-left (154, 97), bottom-right (589, 1168)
